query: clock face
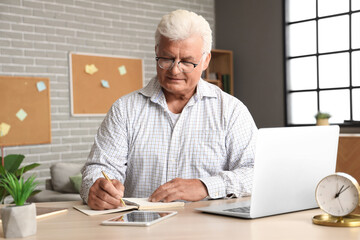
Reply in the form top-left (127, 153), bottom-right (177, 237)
top-left (316, 173), bottom-right (360, 217)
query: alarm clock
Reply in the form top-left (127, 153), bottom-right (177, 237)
top-left (313, 172), bottom-right (360, 227)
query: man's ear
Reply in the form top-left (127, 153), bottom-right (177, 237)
top-left (201, 52), bottom-right (211, 71)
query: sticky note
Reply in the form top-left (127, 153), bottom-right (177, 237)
top-left (101, 80), bottom-right (110, 88)
top-left (36, 81), bottom-right (46, 92)
top-left (118, 65), bottom-right (127, 75)
top-left (85, 64), bottom-right (98, 75)
top-left (0, 122), bottom-right (11, 137)
top-left (16, 108), bottom-right (27, 121)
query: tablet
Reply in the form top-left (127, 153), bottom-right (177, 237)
top-left (101, 211), bottom-right (177, 227)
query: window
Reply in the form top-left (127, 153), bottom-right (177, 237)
top-left (285, 0), bottom-right (360, 125)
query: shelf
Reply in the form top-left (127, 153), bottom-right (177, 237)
top-left (204, 49), bottom-right (233, 95)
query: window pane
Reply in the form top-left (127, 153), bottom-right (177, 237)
top-left (353, 51), bottom-right (360, 86)
top-left (319, 90), bottom-right (350, 123)
top-left (352, 13), bottom-right (360, 49)
top-left (288, 92), bottom-right (317, 124)
top-left (288, 21), bottom-right (316, 57)
top-left (353, 0), bottom-right (360, 11)
top-left (288, 0), bottom-right (316, 22)
top-left (288, 57), bottom-right (317, 90)
top-left (319, 16), bottom-right (349, 53)
top-left (319, 53), bottom-right (349, 88)
top-left (353, 89), bottom-right (360, 120)
top-left (318, 0), bottom-right (349, 17)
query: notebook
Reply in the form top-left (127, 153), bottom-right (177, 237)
top-left (74, 198), bottom-right (185, 216)
top-left (196, 125), bottom-right (340, 219)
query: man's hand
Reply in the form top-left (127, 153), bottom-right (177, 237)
top-left (87, 178), bottom-right (125, 210)
top-left (149, 178), bottom-right (208, 202)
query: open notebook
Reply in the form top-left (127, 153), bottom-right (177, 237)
top-left (74, 198), bottom-right (185, 216)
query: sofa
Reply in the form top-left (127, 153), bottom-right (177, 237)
top-left (28, 162), bottom-right (83, 202)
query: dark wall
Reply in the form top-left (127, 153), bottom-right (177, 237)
top-left (215, 0), bottom-right (285, 128)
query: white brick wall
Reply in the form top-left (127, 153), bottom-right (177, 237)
top-left (0, 0), bottom-right (215, 188)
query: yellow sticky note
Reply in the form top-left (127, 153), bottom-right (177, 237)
top-left (0, 122), bottom-right (11, 137)
top-left (16, 108), bottom-right (27, 121)
top-left (118, 65), bottom-right (127, 75)
top-left (85, 64), bottom-right (98, 75)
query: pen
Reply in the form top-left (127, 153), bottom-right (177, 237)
top-left (101, 170), bottom-right (127, 207)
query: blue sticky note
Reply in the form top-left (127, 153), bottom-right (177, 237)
top-left (36, 81), bottom-right (46, 92)
top-left (101, 80), bottom-right (110, 88)
top-left (16, 109), bottom-right (27, 121)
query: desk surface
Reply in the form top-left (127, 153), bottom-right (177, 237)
top-left (1, 198), bottom-right (359, 240)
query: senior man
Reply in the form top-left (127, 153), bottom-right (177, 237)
top-left (81, 9), bottom-right (257, 210)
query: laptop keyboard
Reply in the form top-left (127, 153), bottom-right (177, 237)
top-left (223, 206), bottom-right (251, 213)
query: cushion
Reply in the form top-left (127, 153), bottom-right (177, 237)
top-left (27, 190), bottom-right (82, 202)
top-left (69, 173), bottom-right (82, 193)
top-left (50, 163), bottom-right (83, 193)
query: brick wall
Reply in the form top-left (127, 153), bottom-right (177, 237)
top-left (0, 0), bottom-right (215, 188)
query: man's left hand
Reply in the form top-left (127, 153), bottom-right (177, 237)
top-left (148, 178), bottom-right (208, 202)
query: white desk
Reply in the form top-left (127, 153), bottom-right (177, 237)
top-left (1, 198), bottom-right (359, 240)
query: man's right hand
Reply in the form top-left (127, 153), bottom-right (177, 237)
top-left (87, 178), bottom-right (125, 210)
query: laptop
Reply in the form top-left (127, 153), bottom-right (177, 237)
top-left (196, 125), bottom-right (340, 219)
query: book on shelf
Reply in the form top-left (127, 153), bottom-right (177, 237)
top-left (222, 74), bottom-right (230, 94)
top-left (73, 198), bottom-right (185, 216)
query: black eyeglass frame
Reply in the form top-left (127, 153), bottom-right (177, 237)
top-left (155, 54), bottom-right (204, 73)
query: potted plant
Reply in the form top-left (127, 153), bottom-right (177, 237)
top-left (0, 154), bottom-right (40, 204)
top-left (315, 112), bottom-right (331, 126)
top-left (0, 167), bottom-right (39, 238)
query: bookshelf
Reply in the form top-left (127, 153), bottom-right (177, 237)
top-left (203, 49), bottom-right (233, 95)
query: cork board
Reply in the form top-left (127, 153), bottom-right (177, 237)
top-left (70, 52), bottom-right (143, 116)
top-left (0, 76), bottom-right (51, 146)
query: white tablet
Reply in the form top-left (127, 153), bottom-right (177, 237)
top-left (101, 211), bottom-right (177, 227)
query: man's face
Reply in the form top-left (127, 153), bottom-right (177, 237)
top-left (156, 35), bottom-right (211, 98)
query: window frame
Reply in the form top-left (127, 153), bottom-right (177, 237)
top-left (284, 0), bottom-right (360, 127)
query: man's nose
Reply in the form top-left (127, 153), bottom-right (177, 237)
top-left (169, 61), bottom-right (181, 74)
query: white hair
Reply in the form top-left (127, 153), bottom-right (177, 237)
top-left (155, 9), bottom-right (212, 53)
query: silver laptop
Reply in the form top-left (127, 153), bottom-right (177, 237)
top-left (196, 125), bottom-right (340, 219)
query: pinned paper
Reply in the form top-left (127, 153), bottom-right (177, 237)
top-left (118, 65), bottom-right (127, 75)
top-left (16, 108), bottom-right (27, 121)
top-left (36, 81), bottom-right (46, 92)
top-left (101, 80), bottom-right (110, 88)
top-left (0, 122), bottom-right (11, 137)
top-left (85, 64), bottom-right (98, 75)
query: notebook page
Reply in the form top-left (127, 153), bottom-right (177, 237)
top-left (73, 204), bottom-right (137, 216)
top-left (123, 198), bottom-right (185, 210)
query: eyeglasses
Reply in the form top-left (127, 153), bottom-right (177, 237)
top-left (155, 54), bottom-right (204, 73)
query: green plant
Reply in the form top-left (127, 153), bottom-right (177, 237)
top-left (0, 154), bottom-right (40, 204)
top-left (0, 168), bottom-right (38, 206)
top-left (315, 112), bottom-right (331, 119)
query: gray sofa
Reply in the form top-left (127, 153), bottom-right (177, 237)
top-left (28, 162), bottom-right (83, 202)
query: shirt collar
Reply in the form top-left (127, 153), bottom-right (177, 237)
top-left (139, 76), bottom-right (218, 103)
top-left (195, 78), bottom-right (218, 100)
top-left (139, 76), bottom-right (163, 103)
